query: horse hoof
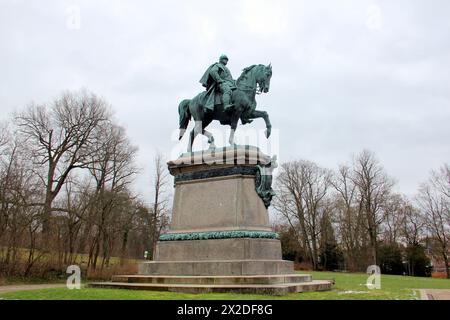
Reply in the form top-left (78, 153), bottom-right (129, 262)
top-left (265, 129), bottom-right (271, 138)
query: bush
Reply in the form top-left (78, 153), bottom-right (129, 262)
top-left (378, 243), bottom-right (404, 275)
top-left (320, 242), bottom-right (344, 271)
top-left (405, 244), bottom-right (432, 277)
top-left (278, 226), bottom-right (305, 263)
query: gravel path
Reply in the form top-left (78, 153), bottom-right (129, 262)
top-left (420, 289), bottom-right (450, 300)
top-left (0, 284), bottom-right (66, 294)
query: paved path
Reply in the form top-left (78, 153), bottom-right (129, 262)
top-left (0, 284), bottom-right (66, 294)
top-left (420, 289), bottom-right (450, 300)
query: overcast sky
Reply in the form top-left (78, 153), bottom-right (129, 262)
top-left (1, 0), bottom-right (449, 201)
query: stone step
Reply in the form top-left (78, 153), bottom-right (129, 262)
top-left (111, 274), bottom-right (312, 285)
top-left (87, 280), bottom-right (332, 296)
top-left (139, 259), bottom-right (294, 275)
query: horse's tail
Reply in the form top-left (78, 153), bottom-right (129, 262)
top-left (178, 99), bottom-right (191, 140)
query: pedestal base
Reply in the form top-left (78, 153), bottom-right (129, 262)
top-left (88, 147), bottom-right (333, 295)
top-left (154, 238), bottom-right (282, 261)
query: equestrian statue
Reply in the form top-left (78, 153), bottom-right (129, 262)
top-left (178, 54), bottom-right (273, 152)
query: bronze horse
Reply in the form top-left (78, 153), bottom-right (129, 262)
top-left (178, 64), bottom-right (273, 152)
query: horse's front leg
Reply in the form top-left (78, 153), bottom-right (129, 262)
top-left (187, 121), bottom-right (202, 152)
top-left (248, 110), bottom-right (272, 138)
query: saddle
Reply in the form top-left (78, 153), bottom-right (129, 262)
top-left (200, 86), bottom-right (231, 111)
top-left (199, 88), bottom-right (253, 125)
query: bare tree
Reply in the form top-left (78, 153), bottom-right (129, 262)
top-left (14, 90), bottom-right (110, 236)
top-left (398, 198), bottom-right (424, 246)
top-left (148, 153), bottom-right (170, 259)
top-left (274, 160), bottom-right (332, 270)
top-left (87, 123), bottom-right (138, 193)
top-left (382, 193), bottom-right (407, 244)
top-left (1, 90), bottom-right (172, 278)
top-left (418, 164), bottom-right (450, 278)
top-left (54, 175), bottom-right (90, 265)
top-left (83, 122), bottom-right (138, 270)
top-left (351, 150), bottom-right (394, 265)
top-left (0, 135), bottom-right (43, 275)
top-left (331, 164), bottom-right (368, 271)
top-left (0, 122), bottom-right (8, 152)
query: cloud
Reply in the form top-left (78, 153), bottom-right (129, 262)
top-left (0, 0), bottom-right (449, 199)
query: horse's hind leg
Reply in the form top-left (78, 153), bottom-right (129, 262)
top-left (202, 130), bottom-right (215, 149)
top-left (202, 118), bottom-right (215, 149)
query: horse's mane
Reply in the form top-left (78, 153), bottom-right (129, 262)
top-left (236, 64), bottom-right (263, 85)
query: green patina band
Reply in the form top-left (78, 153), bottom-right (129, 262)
top-left (159, 230), bottom-right (279, 241)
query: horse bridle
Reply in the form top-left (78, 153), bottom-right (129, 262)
top-left (238, 81), bottom-right (265, 94)
top-left (236, 65), bottom-right (268, 95)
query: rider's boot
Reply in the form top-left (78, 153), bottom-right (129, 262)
top-left (222, 92), bottom-right (234, 112)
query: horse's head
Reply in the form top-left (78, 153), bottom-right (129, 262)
top-left (237, 64), bottom-right (273, 93)
top-left (256, 64), bottom-right (272, 93)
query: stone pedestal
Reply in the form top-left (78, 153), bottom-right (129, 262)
top-left (89, 146), bottom-right (332, 295)
top-left (140, 145), bottom-right (288, 276)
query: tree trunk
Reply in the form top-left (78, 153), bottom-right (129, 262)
top-left (443, 251), bottom-right (450, 279)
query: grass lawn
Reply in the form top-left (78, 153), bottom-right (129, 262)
top-left (1, 271), bottom-right (449, 300)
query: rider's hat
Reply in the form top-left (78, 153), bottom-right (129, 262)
top-left (219, 54), bottom-right (229, 61)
